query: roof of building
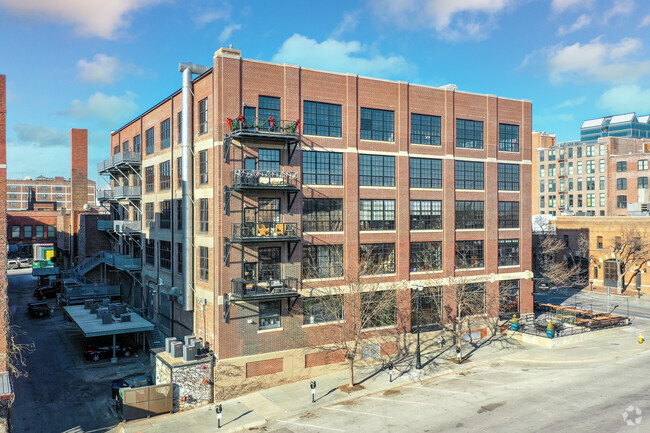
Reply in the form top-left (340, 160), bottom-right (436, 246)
top-left (582, 117), bottom-right (605, 128)
top-left (638, 115), bottom-right (650, 124)
top-left (610, 113), bottom-right (636, 124)
top-left (63, 305), bottom-right (154, 338)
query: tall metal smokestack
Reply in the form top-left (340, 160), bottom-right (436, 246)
top-left (179, 63), bottom-right (210, 312)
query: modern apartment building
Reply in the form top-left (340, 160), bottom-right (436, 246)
top-left (6, 175), bottom-right (96, 211)
top-left (533, 117), bottom-right (650, 217)
top-left (99, 48), bottom-right (533, 397)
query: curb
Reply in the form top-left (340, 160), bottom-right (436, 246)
top-left (223, 419), bottom-right (268, 432)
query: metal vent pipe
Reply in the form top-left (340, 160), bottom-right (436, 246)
top-left (179, 62), bottom-right (210, 311)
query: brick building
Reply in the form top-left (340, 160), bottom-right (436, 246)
top-left (533, 114), bottom-right (650, 217)
top-left (99, 48), bottom-right (534, 397)
top-left (6, 175), bottom-right (95, 211)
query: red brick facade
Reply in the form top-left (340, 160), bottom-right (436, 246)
top-left (108, 50), bottom-right (533, 381)
top-left (6, 210), bottom-right (58, 246)
top-left (0, 74), bottom-right (9, 374)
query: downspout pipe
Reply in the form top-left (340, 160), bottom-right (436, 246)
top-left (179, 62), bottom-right (210, 312)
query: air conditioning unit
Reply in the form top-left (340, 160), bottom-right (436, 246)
top-left (109, 304), bottom-right (117, 313)
top-left (102, 311), bottom-right (113, 324)
top-left (102, 299), bottom-right (110, 307)
top-left (184, 335), bottom-right (196, 346)
top-left (165, 337), bottom-right (177, 354)
top-left (90, 304), bottom-right (99, 314)
top-left (97, 307), bottom-right (107, 319)
top-left (183, 345), bottom-right (196, 362)
top-left (194, 338), bottom-right (204, 354)
top-left (170, 341), bottom-right (183, 358)
top-left (115, 304), bottom-right (127, 317)
top-left (121, 313), bottom-right (131, 322)
top-left (84, 300), bottom-right (93, 309)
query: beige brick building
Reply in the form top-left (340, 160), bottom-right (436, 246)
top-left (6, 175), bottom-right (96, 211)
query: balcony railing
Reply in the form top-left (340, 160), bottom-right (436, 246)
top-left (231, 222), bottom-right (299, 243)
top-left (97, 151), bottom-right (142, 173)
top-left (231, 277), bottom-right (300, 300)
top-left (113, 186), bottom-right (141, 200)
top-left (97, 220), bottom-right (142, 233)
top-left (97, 190), bottom-right (114, 202)
top-left (232, 169), bottom-right (299, 191)
top-left (226, 116), bottom-right (300, 139)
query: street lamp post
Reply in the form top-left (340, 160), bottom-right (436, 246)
top-left (415, 285), bottom-right (423, 370)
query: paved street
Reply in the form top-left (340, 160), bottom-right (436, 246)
top-left (8, 269), bottom-right (145, 433)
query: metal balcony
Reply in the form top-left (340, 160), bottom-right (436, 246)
top-left (231, 222), bottom-right (300, 243)
top-left (230, 277), bottom-right (300, 301)
top-left (231, 169), bottom-right (299, 191)
top-left (97, 189), bottom-right (114, 203)
top-left (113, 186), bottom-right (141, 200)
top-left (97, 151), bottom-right (142, 174)
top-left (98, 220), bottom-right (142, 233)
top-left (223, 116), bottom-right (301, 163)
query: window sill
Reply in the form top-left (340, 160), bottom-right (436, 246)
top-left (302, 231), bottom-right (344, 235)
top-left (455, 228), bottom-right (485, 231)
top-left (303, 184), bottom-right (344, 188)
top-left (410, 142), bottom-right (442, 147)
top-left (361, 324), bottom-right (398, 331)
top-left (410, 188), bottom-right (443, 191)
top-left (360, 273), bottom-right (397, 278)
top-left (410, 270), bottom-right (443, 275)
top-left (302, 320), bottom-right (344, 328)
top-left (359, 139), bottom-right (396, 144)
top-left (360, 230), bottom-right (396, 233)
top-left (410, 229), bottom-right (443, 232)
top-left (359, 186), bottom-right (396, 189)
top-left (498, 190), bottom-right (520, 193)
top-left (498, 227), bottom-right (520, 231)
top-left (455, 146), bottom-right (484, 150)
top-left (455, 267), bottom-right (485, 271)
top-left (455, 189), bottom-right (485, 192)
top-left (498, 265), bottom-right (520, 269)
top-left (303, 134), bottom-right (343, 140)
top-left (258, 327), bottom-right (283, 334)
top-left (302, 277), bottom-right (342, 283)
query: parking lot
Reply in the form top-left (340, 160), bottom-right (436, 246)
top-left (8, 268), bottom-right (150, 433)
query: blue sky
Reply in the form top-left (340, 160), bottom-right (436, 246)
top-left (1, 0), bottom-right (650, 185)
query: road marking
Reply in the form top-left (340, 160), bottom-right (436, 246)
top-left (278, 419), bottom-right (345, 432)
top-left (322, 406), bottom-right (393, 418)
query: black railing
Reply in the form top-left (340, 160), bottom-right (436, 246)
top-left (231, 277), bottom-right (299, 299)
top-left (231, 222), bottom-right (299, 241)
top-left (232, 169), bottom-right (299, 190)
top-left (227, 116), bottom-right (300, 137)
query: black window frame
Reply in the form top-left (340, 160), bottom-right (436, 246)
top-left (302, 245), bottom-right (344, 279)
top-left (360, 108), bottom-right (394, 142)
top-left (160, 200), bottom-right (171, 230)
top-left (360, 243), bottom-right (396, 275)
top-left (145, 127), bottom-right (154, 155)
top-left (303, 295), bottom-right (344, 324)
top-left (199, 246), bottom-right (209, 281)
top-left (199, 198), bottom-right (209, 233)
top-left (199, 150), bottom-right (208, 185)
top-left (411, 113), bottom-right (441, 145)
top-left (145, 203), bottom-right (154, 229)
top-left (639, 177), bottom-right (648, 189)
top-left (498, 239), bottom-right (520, 266)
top-left (410, 241), bottom-right (442, 272)
top-left (455, 160), bottom-right (484, 190)
top-left (259, 300), bottom-right (282, 330)
top-left (198, 98), bottom-right (208, 135)
top-left (498, 163), bottom-right (520, 191)
top-left (617, 161), bottom-right (627, 172)
top-left (159, 161), bottom-right (170, 190)
top-left (259, 95), bottom-right (281, 128)
top-left (617, 178), bottom-right (627, 190)
top-left (359, 199), bottom-right (396, 231)
top-left (303, 199), bottom-right (343, 232)
top-left (304, 101), bottom-right (342, 137)
top-left (617, 195), bottom-right (627, 209)
top-left (410, 200), bottom-right (442, 230)
top-left (456, 240), bottom-right (484, 268)
top-left (159, 240), bottom-right (172, 270)
top-left (456, 118), bottom-right (483, 149)
top-left (302, 151), bottom-right (343, 185)
top-left (499, 123), bottom-right (519, 152)
top-left (145, 239), bottom-right (155, 266)
top-left (259, 148), bottom-right (281, 172)
top-left (359, 154), bottom-right (395, 187)
top-left (145, 166), bottom-right (154, 193)
top-left (133, 134), bottom-right (141, 153)
top-left (160, 118), bottom-right (170, 149)
top-left (498, 201), bottom-right (520, 229)
top-left (455, 201), bottom-right (484, 229)
top-left (361, 291), bottom-right (397, 328)
top-left (410, 157), bottom-right (442, 188)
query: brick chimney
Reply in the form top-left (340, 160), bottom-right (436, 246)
top-left (70, 128), bottom-right (88, 234)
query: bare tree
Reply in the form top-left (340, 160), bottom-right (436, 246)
top-left (534, 228), bottom-right (588, 289)
top-left (0, 296), bottom-right (34, 378)
top-left (301, 245), bottom-right (403, 387)
top-left (608, 230), bottom-right (650, 294)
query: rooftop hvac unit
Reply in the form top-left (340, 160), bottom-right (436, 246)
top-left (102, 311), bottom-right (113, 324)
top-left (116, 304), bottom-right (127, 316)
top-left (170, 341), bottom-right (183, 358)
top-left (102, 299), bottom-right (110, 307)
top-left (121, 314), bottom-right (131, 322)
top-left (184, 335), bottom-right (195, 346)
top-left (84, 300), bottom-right (93, 309)
top-left (97, 307), bottom-right (107, 319)
top-left (165, 337), bottom-right (178, 354)
top-left (183, 345), bottom-right (196, 362)
top-left (109, 304), bottom-right (117, 313)
top-left (194, 338), bottom-right (204, 354)
top-left (90, 304), bottom-right (99, 314)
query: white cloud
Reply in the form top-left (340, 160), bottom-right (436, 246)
top-left (370, 0), bottom-right (513, 40)
top-left (551, 0), bottom-right (595, 14)
top-left (12, 124), bottom-right (68, 148)
top-left (552, 96), bottom-right (587, 109)
top-left (331, 11), bottom-right (360, 38)
top-left (271, 34), bottom-right (415, 79)
top-left (62, 91), bottom-right (138, 127)
top-left (558, 14), bottom-right (591, 35)
top-left (547, 37), bottom-right (650, 84)
top-left (0, 0), bottom-right (164, 39)
top-left (218, 24), bottom-right (241, 43)
top-left (598, 85), bottom-right (650, 113)
top-left (77, 54), bottom-right (123, 85)
top-left (194, 10), bottom-right (228, 27)
top-left (640, 15), bottom-right (650, 27)
top-left (603, 0), bottom-right (634, 23)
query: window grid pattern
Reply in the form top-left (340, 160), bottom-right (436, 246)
top-left (146, 127), bottom-right (154, 155)
top-left (498, 201), bottom-right (520, 228)
top-left (410, 200), bottom-right (442, 230)
top-left (199, 246), bottom-right (209, 281)
top-left (360, 243), bottom-right (396, 275)
top-left (498, 163), bottom-right (520, 191)
top-left (259, 96), bottom-right (281, 125)
top-left (617, 161), bottom-right (627, 172)
top-left (302, 245), bottom-right (344, 279)
top-left (199, 198), bottom-right (209, 233)
top-left (456, 240), bottom-right (484, 268)
top-left (499, 123), bottom-right (519, 152)
top-left (411, 113), bottom-right (441, 145)
top-left (617, 178), bottom-right (627, 190)
top-left (410, 242), bottom-right (442, 272)
top-left (359, 154), bottom-right (395, 186)
top-left (360, 108), bottom-right (394, 141)
top-left (259, 148), bottom-right (281, 172)
top-left (360, 200), bottom-right (396, 230)
top-left (303, 199), bottom-right (343, 232)
top-left (199, 150), bottom-right (208, 184)
top-left (304, 101), bottom-right (342, 137)
top-left (160, 118), bottom-right (170, 149)
top-left (159, 161), bottom-right (170, 190)
top-left (198, 98), bottom-right (208, 134)
top-left (145, 166), bottom-right (154, 193)
top-left (303, 295), bottom-right (344, 324)
top-left (159, 240), bottom-right (171, 269)
top-left (455, 161), bottom-right (484, 190)
top-left (456, 119), bottom-right (483, 149)
top-left (498, 239), bottom-right (519, 266)
top-left (410, 158), bottom-right (442, 188)
top-left (145, 240), bottom-right (155, 266)
top-left (160, 201), bottom-right (171, 230)
top-left (302, 151), bottom-right (343, 185)
top-left (455, 201), bottom-right (484, 229)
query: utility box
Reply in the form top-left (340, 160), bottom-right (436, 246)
top-left (193, 338), bottom-right (203, 354)
top-left (165, 337), bottom-right (177, 353)
top-left (182, 345), bottom-right (195, 362)
top-left (170, 341), bottom-right (183, 358)
top-left (90, 304), bottom-right (98, 314)
top-left (102, 311), bottom-right (113, 324)
top-left (183, 335), bottom-right (195, 346)
top-left (97, 307), bottom-right (107, 319)
top-left (116, 304), bottom-right (127, 316)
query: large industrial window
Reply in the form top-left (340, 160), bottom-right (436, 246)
top-left (302, 151), bottom-right (343, 185)
top-left (199, 150), bottom-right (208, 184)
top-left (303, 199), bottom-right (343, 232)
top-left (410, 200), bottom-right (442, 230)
top-left (498, 239), bottom-right (519, 266)
top-left (177, 111), bottom-right (182, 143)
top-left (411, 286), bottom-right (443, 331)
top-left (361, 291), bottom-right (397, 328)
top-left (160, 201), bottom-right (171, 230)
top-left (304, 101), bottom-right (341, 137)
top-left (411, 113), bottom-right (441, 145)
top-left (133, 134), bottom-right (141, 153)
top-left (259, 96), bottom-right (280, 127)
top-left (302, 245), bottom-right (344, 279)
top-left (303, 295), bottom-right (344, 324)
top-left (145, 203), bottom-right (154, 229)
top-left (360, 243), bottom-right (396, 275)
top-left (410, 157), bottom-right (442, 188)
top-left (159, 241), bottom-right (171, 270)
top-left (145, 240), bottom-right (155, 266)
top-left (499, 123), bottom-right (519, 152)
top-left (47, 225), bottom-right (55, 238)
top-left (359, 154), bottom-right (395, 186)
top-left (177, 157), bottom-right (182, 188)
top-left (360, 199), bottom-right (395, 230)
top-left (258, 198), bottom-right (280, 223)
top-left (499, 280), bottom-right (520, 317)
top-left (456, 240), bottom-right (484, 268)
top-left (259, 300), bottom-right (282, 330)
top-left (360, 108), bottom-right (394, 141)
top-left (258, 148), bottom-right (281, 172)
top-left (498, 163), bottom-right (520, 191)
top-left (498, 201), bottom-right (520, 229)
top-left (145, 166), bottom-right (154, 193)
top-left (159, 161), bottom-right (170, 190)
top-left (146, 127), bottom-right (154, 155)
top-left (455, 160), bottom-right (484, 190)
top-left (455, 201), bottom-right (484, 229)
top-left (456, 119), bottom-right (483, 149)
top-left (198, 98), bottom-right (208, 134)
top-left (199, 246), bottom-right (209, 281)
top-left (160, 118), bottom-right (170, 149)
top-left (199, 198), bottom-right (209, 233)
top-left (410, 242), bottom-right (442, 272)
top-left (122, 140), bottom-right (129, 152)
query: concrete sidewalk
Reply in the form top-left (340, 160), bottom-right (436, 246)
top-left (112, 324), bottom-right (648, 433)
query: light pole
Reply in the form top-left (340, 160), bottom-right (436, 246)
top-left (414, 285), bottom-right (423, 370)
